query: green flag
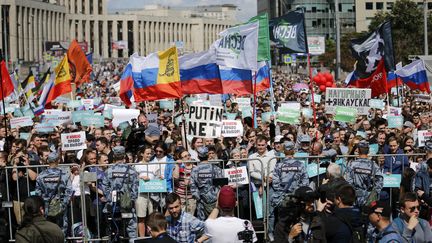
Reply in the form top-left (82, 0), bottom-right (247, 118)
top-left (248, 13), bottom-right (270, 62)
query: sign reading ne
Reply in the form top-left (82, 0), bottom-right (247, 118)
top-left (221, 120), bottom-right (243, 137)
top-left (187, 105), bottom-right (223, 138)
top-left (224, 166), bottom-right (249, 185)
top-left (325, 88), bottom-right (371, 115)
top-left (61, 131), bottom-right (87, 151)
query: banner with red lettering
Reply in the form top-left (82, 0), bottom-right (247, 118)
top-left (224, 166), bottom-right (249, 185)
top-left (61, 131), bottom-right (87, 151)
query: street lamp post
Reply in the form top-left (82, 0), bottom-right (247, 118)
top-left (424, 0), bottom-right (428, 55)
top-left (335, 0), bottom-right (341, 81)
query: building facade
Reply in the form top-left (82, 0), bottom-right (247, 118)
top-left (0, 0), bottom-right (236, 64)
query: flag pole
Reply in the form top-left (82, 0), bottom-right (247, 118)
top-left (267, 60), bottom-right (275, 113)
top-left (180, 96), bottom-right (188, 151)
top-left (0, 50), bottom-right (9, 151)
top-left (252, 71), bottom-right (258, 129)
top-left (307, 53), bottom-right (317, 128)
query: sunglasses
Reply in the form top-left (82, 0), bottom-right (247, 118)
top-left (404, 149), bottom-right (413, 153)
top-left (155, 149), bottom-right (164, 154)
top-left (408, 206), bottom-right (420, 213)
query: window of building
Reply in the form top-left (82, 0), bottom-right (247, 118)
top-left (312, 21), bottom-right (317, 27)
top-left (429, 2), bottom-right (432, 9)
top-left (312, 7), bottom-right (316, 12)
top-left (387, 2), bottom-right (394, 10)
top-left (376, 2), bottom-right (383, 10)
top-left (365, 2), bottom-right (373, 10)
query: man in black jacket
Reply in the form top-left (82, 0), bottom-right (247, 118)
top-left (143, 212), bottom-right (176, 243)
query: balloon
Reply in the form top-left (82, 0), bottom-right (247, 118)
top-left (319, 85), bottom-right (326, 92)
top-left (326, 81), bottom-right (332, 87)
top-left (319, 76), bottom-right (326, 85)
top-left (332, 83), bottom-right (337, 88)
top-left (324, 72), bottom-right (333, 82)
top-left (313, 76), bottom-right (320, 83)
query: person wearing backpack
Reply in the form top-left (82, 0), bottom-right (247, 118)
top-left (367, 200), bottom-right (403, 243)
top-left (392, 192), bottom-right (432, 243)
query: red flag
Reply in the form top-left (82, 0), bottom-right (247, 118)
top-left (348, 59), bottom-right (388, 97)
top-left (0, 60), bottom-right (15, 99)
top-left (67, 40), bottom-right (92, 87)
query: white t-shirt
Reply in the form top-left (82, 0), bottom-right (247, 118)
top-left (205, 217), bottom-right (257, 243)
top-left (135, 163), bottom-right (158, 180)
top-left (71, 173), bottom-right (90, 196)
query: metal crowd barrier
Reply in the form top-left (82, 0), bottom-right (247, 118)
top-left (1, 163), bottom-right (80, 242)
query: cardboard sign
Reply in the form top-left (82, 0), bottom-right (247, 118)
top-left (72, 110), bottom-right (94, 123)
top-left (10, 116), bottom-right (33, 129)
top-left (61, 131), bottom-right (87, 151)
top-left (35, 123), bottom-right (55, 133)
top-left (221, 120), bottom-right (244, 137)
top-left (334, 107), bottom-right (357, 123)
top-left (112, 109), bottom-right (140, 128)
top-left (370, 99), bottom-right (384, 110)
top-left (383, 174), bottom-right (401, 188)
top-left (325, 88), bottom-right (371, 115)
top-left (387, 116), bottom-right (404, 129)
top-left (224, 166), bottom-right (249, 185)
top-left (43, 110), bottom-right (72, 126)
top-left (81, 114), bottom-right (105, 128)
top-left (187, 105), bottom-right (223, 138)
top-left (67, 100), bottom-right (82, 108)
top-left (280, 102), bottom-right (301, 111)
top-left (139, 179), bottom-right (167, 193)
top-left (417, 130), bottom-right (432, 147)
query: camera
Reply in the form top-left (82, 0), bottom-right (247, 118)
top-left (237, 221), bottom-right (254, 243)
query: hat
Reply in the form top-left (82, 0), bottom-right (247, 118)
top-left (112, 146), bottom-right (126, 156)
top-left (274, 135), bottom-right (284, 143)
top-left (366, 201), bottom-right (391, 218)
top-left (357, 140), bottom-right (369, 148)
top-left (324, 134), bottom-right (334, 142)
top-left (218, 185), bottom-right (236, 209)
top-left (47, 152), bottom-right (59, 163)
top-left (299, 88), bottom-right (309, 94)
top-left (294, 186), bottom-right (317, 202)
top-left (299, 135), bottom-right (311, 143)
top-left (197, 146), bottom-right (208, 158)
top-left (145, 125), bottom-right (160, 137)
top-left (403, 121), bottom-right (415, 128)
top-left (284, 141), bottom-right (295, 151)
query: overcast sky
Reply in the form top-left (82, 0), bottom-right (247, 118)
top-left (107, 0), bottom-right (257, 22)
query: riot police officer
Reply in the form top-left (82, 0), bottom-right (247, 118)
top-left (345, 141), bottom-right (384, 207)
top-left (102, 146), bottom-right (139, 239)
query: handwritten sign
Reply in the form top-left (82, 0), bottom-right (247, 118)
top-left (10, 116), bottom-right (33, 129)
top-left (224, 166), bottom-right (249, 185)
top-left (61, 131), bottom-right (87, 151)
top-left (221, 120), bottom-right (243, 137)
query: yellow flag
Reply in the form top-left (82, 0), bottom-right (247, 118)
top-left (55, 55), bottom-right (72, 85)
top-left (157, 46), bottom-right (180, 84)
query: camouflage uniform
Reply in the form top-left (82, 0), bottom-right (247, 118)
top-left (190, 163), bottom-right (223, 220)
top-left (346, 158), bottom-right (384, 207)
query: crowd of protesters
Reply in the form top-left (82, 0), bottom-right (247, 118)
top-left (0, 61), bottom-right (432, 243)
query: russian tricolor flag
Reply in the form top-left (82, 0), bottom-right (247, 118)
top-left (119, 63), bottom-right (134, 107)
top-left (395, 59), bottom-right (430, 93)
top-left (179, 51), bottom-right (222, 94)
top-left (219, 66), bottom-right (253, 95)
top-left (254, 61), bottom-right (270, 92)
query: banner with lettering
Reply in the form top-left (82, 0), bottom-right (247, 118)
top-left (325, 88), bottom-right (371, 115)
top-left (61, 131), bottom-right (87, 151)
top-left (187, 105), bottom-right (223, 138)
top-left (269, 10), bottom-right (307, 53)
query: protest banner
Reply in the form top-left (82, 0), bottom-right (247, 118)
top-left (325, 88), bottom-right (371, 115)
top-left (72, 110), bottom-right (94, 123)
top-left (389, 106), bottom-right (402, 116)
top-left (10, 116), bottom-right (33, 129)
top-left (82, 99), bottom-right (94, 110)
top-left (42, 110), bottom-right (72, 126)
top-left (387, 116), bottom-right (404, 129)
top-left (280, 102), bottom-right (301, 111)
top-left (185, 97), bottom-right (198, 105)
top-left (108, 97), bottom-right (123, 106)
top-left (54, 96), bottom-right (71, 104)
top-left (67, 100), bottom-right (82, 108)
top-left (369, 144), bottom-right (379, 155)
top-left (139, 180), bottom-right (167, 193)
top-left (35, 123), bottom-right (55, 133)
top-left (234, 97), bottom-right (251, 111)
top-left (61, 131), bottom-right (87, 151)
top-left (187, 105), bottom-right (223, 138)
top-left (301, 108), bottom-right (313, 118)
top-left (20, 133), bottom-right (30, 140)
top-left (334, 107), bottom-right (357, 123)
top-left (277, 107), bottom-right (300, 124)
top-left (370, 99), bottom-right (384, 110)
top-left (159, 99), bottom-right (175, 110)
top-left (224, 166), bottom-right (249, 185)
top-left (81, 114), bottom-right (105, 127)
top-left (221, 120), bottom-right (244, 137)
top-left (147, 113), bottom-right (158, 127)
top-left (417, 130), bottom-right (432, 147)
top-left (312, 94), bottom-right (321, 103)
top-left (261, 112), bottom-right (275, 123)
top-left (112, 109), bottom-right (140, 128)
top-left (383, 174), bottom-right (402, 188)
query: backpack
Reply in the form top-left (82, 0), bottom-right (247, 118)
top-left (118, 166), bottom-right (133, 212)
top-left (335, 214), bottom-right (366, 243)
top-left (47, 170), bottom-right (63, 217)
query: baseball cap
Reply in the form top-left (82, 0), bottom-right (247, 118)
top-left (294, 186), bottom-right (318, 202)
top-left (284, 141), bottom-right (295, 151)
top-left (366, 201), bottom-right (391, 217)
top-left (197, 146), bottom-right (209, 158)
top-left (112, 146), bottom-right (126, 156)
top-left (274, 135), bottom-right (284, 143)
top-left (218, 185), bottom-right (236, 209)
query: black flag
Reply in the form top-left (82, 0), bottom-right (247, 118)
top-left (269, 10), bottom-right (308, 53)
top-left (350, 21), bottom-right (395, 79)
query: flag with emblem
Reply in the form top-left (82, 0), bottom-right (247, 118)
top-left (131, 47), bottom-right (182, 101)
top-left (67, 39), bottom-right (92, 87)
top-left (21, 71), bottom-right (36, 102)
top-left (45, 55), bottom-right (72, 105)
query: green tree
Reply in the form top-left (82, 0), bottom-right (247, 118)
top-left (369, 0), bottom-right (425, 63)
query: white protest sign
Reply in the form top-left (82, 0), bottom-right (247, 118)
top-left (417, 130), bottom-right (432, 147)
top-left (234, 98), bottom-right (251, 111)
top-left (224, 166), bottom-right (249, 185)
top-left (325, 88), bottom-right (371, 115)
top-left (209, 94), bottom-right (222, 107)
top-left (112, 109), bottom-right (140, 128)
top-left (221, 120), bottom-right (244, 137)
top-left (187, 105), bottom-right (223, 138)
top-left (280, 102), bottom-right (301, 111)
top-left (61, 131), bottom-right (87, 151)
top-left (82, 99), bottom-right (94, 110)
top-left (389, 106), bottom-right (402, 116)
top-left (10, 116), bottom-right (33, 129)
top-left (147, 113), bottom-right (158, 127)
top-left (43, 110), bottom-right (72, 126)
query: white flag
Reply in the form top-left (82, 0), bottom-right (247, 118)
top-left (211, 21), bottom-right (259, 71)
